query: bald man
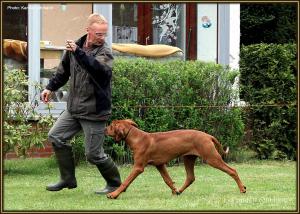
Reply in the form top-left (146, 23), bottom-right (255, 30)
top-left (42, 13), bottom-right (121, 195)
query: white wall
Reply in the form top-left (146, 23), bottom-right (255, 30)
top-left (229, 4), bottom-right (240, 69)
top-left (197, 4), bottom-right (218, 62)
top-left (197, 3), bottom-right (240, 70)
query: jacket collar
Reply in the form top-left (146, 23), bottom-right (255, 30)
top-left (75, 34), bottom-right (107, 55)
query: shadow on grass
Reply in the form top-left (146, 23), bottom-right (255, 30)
top-left (3, 157), bottom-right (91, 176)
top-left (4, 157), bottom-right (58, 175)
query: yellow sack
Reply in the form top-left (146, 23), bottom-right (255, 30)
top-left (112, 43), bottom-right (182, 58)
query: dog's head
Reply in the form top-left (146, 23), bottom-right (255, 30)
top-left (105, 119), bottom-right (138, 142)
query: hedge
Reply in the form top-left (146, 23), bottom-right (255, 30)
top-left (240, 43), bottom-right (297, 160)
top-left (101, 58), bottom-right (245, 164)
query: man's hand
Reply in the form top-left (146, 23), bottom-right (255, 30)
top-left (66, 40), bottom-right (77, 52)
top-left (41, 89), bottom-right (52, 103)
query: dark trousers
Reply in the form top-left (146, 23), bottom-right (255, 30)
top-left (48, 110), bottom-right (108, 165)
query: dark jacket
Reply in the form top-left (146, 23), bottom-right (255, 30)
top-left (46, 35), bottom-right (113, 121)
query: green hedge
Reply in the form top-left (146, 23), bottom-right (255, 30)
top-left (101, 58), bottom-right (244, 163)
top-left (240, 43), bottom-right (297, 160)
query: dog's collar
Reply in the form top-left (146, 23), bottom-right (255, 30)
top-left (123, 126), bottom-right (134, 141)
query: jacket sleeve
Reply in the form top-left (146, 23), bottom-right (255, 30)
top-left (46, 51), bottom-right (71, 91)
top-left (73, 46), bottom-right (113, 81)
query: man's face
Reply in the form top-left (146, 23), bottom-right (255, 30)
top-left (87, 22), bottom-right (108, 45)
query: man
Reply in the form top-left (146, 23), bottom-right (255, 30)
top-left (41, 13), bottom-right (121, 194)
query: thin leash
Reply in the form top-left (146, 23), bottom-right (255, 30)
top-left (112, 103), bottom-right (296, 109)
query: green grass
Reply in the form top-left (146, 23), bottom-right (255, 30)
top-left (3, 158), bottom-right (297, 211)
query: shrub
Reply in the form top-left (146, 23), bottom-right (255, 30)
top-left (103, 58), bottom-right (245, 163)
top-left (3, 67), bottom-right (55, 158)
top-left (70, 133), bottom-right (85, 166)
top-left (3, 59), bottom-right (246, 164)
top-left (240, 43), bottom-right (296, 160)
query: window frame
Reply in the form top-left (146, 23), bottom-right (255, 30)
top-left (28, 3), bottom-right (112, 117)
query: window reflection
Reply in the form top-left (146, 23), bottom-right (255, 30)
top-left (3, 2), bottom-right (28, 71)
top-left (112, 4), bottom-right (138, 43)
top-left (152, 4), bottom-right (185, 49)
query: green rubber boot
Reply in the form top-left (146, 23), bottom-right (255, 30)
top-left (95, 157), bottom-right (121, 194)
top-left (46, 146), bottom-right (77, 191)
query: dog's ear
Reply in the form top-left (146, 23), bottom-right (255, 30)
top-left (114, 124), bottom-right (125, 142)
top-left (124, 119), bottom-right (138, 127)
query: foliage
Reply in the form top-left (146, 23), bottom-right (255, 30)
top-left (240, 43), bottom-right (296, 160)
top-left (4, 59), bottom-right (245, 163)
top-left (100, 58), bottom-right (245, 163)
top-left (3, 67), bottom-right (54, 158)
top-left (70, 133), bottom-right (85, 166)
top-left (240, 3), bottom-right (297, 45)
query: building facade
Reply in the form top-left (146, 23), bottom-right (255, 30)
top-left (3, 2), bottom-right (240, 115)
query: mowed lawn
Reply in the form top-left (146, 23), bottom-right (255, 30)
top-left (3, 158), bottom-right (297, 211)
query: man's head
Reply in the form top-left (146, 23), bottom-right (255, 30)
top-left (86, 13), bottom-right (108, 46)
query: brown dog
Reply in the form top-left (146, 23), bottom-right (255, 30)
top-left (105, 119), bottom-right (246, 199)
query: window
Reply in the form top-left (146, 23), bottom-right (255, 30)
top-left (112, 4), bottom-right (138, 43)
top-left (111, 3), bottom-right (187, 58)
top-left (152, 4), bottom-right (185, 50)
top-left (24, 3), bottom-right (117, 116)
top-left (40, 4), bottom-right (92, 103)
top-left (3, 2), bottom-right (28, 72)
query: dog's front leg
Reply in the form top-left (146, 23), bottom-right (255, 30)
top-left (107, 163), bottom-right (145, 199)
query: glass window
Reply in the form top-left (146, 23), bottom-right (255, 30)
top-left (3, 2), bottom-right (28, 72)
top-left (112, 3), bottom-right (138, 43)
top-left (40, 3), bottom-right (92, 102)
top-left (152, 3), bottom-right (185, 50)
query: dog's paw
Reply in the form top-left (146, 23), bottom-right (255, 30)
top-left (106, 193), bottom-right (118, 199)
top-left (172, 190), bottom-right (181, 195)
top-left (241, 186), bottom-right (247, 193)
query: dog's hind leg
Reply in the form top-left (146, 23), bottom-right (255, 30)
top-left (206, 156), bottom-right (246, 193)
top-left (178, 155), bottom-right (197, 194)
top-left (156, 164), bottom-right (179, 195)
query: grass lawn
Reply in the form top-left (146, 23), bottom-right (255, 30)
top-left (3, 158), bottom-right (297, 211)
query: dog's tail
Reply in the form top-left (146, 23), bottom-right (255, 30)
top-left (212, 137), bottom-right (229, 158)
